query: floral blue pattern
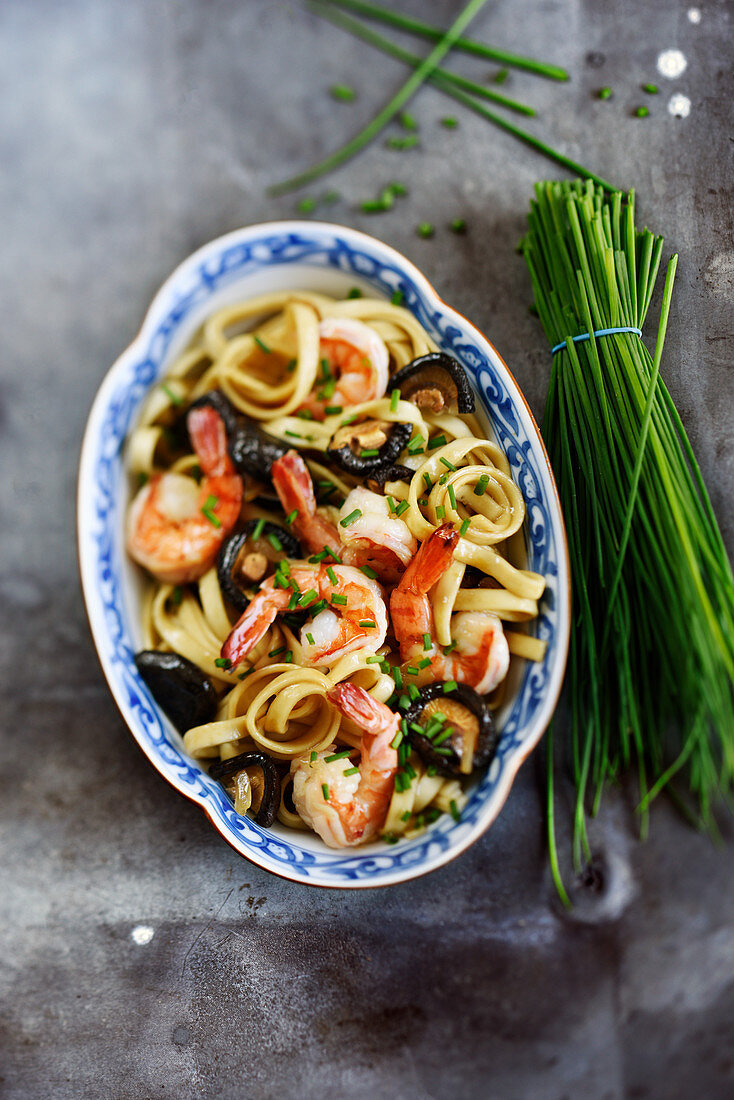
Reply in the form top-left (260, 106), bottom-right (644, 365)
top-left (81, 224), bottom-right (567, 886)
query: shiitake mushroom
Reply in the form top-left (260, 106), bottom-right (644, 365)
top-left (187, 389), bottom-right (240, 439)
top-left (209, 751), bottom-right (281, 827)
top-left (326, 418), bottom-right (412, 476)
top-left (388, 353), bottom-right (475, 415)
top-left (402, 681), bottom-right (497, 777)
top-left (134, 650), bottom-right (218, 732)
top-left (228, 419), bottom-right (291, 483)
top-left (217, 521), bottom-right (302, 612)
top-left (366, 463), bottom-right (415, 493)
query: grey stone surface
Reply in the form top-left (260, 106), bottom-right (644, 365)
top-left (1, 1), bottom-right (733, 1097)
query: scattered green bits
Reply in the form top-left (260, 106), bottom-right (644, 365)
top-left (399, 110), bottom-right (417, 130)
top-left (440, 116), bottom-right (458, 128)
top-left (634, 105), bottom-right (650, 118)
top-left (386, 135), bottom-right (420, 150)
top-left (598, 86), bottom-right (613, 100)
top-left (391, 289), bottom-right (404, 306)
top-left (330, 84), bottom-right (356, 102)
top-left (296, 197), bottom-right (317, 213)
top-left (417, 222), bottom-right (435, 239)
top-left (450, 217), bottom-right (467, 234)
top-left (493, 68), bottom-right (509, 84)
top-left (642, 83), bottom-right (659, 94)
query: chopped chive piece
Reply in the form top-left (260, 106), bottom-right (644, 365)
top-left (284, 650), bottom-right (293, 663)
top-left (401, 810), bottom-right (412, 822)
top-left (434, 746), bottom-right (454, 756)
top-left (383, 832), bottom-right (399, 844)
top-left (387, 496), bottom-right (397, 513)
top-left (634, 105), bottom-right (649, 118)
top-left (340, 508), bottom-right (362, 527)
top-left (238, 667), bottom-right (254, 681)
top-left (418, 657), bottom-right (431, 669)
top-left (268, 646), bottom-right (286, 657)
top-left (395, 499), bottom-right (409, 517)
top-left (214, 656), bottom-right (232, 669)
top-left (417, 222), bottom-right (435, 239)
top-left (330, 83), bottom-right (356, 101)
top-left (459, 518), bottom-right (470, 537)
top-left (643, 82), bottom-right (659, 94)
top-left (299, 589), bottom-right (319, 607)
top-left (390, 730), bottom-right (404, 749)
top-left (386, 135), bottom-right (420, 150)
top-left (450, 217), bottom-right (467, 234)
top-left (296, 409), bottom-right (314, 421)
top-left (399, 694), bottom-right (410, 709)
top-left (285, 508), bottom-right (299, 525)
top-left (310, 599), bottom-right (328, 615)
top-left (287, 591), bottom-right (299, 610)
top-left (324, 546), bottom-right (341, 563)
top-left (324, 405), bottom-right (343, 415)
top-left (366, 654), bottom-right (383, 664)
top-left (254, 335), bottom-right (271, 354)
top-left (427, 433), bottom-right (447, 450)
top-left (440, 457), bottom-right (457, 471)
top-left (433, 728), bottom-right (454, 746)
top-left (360, 564), bottom-right (378, 579)
top-left (322, 783), bottom-right (330, 801)
top-left (410, 721), bottom-right (425, 734)
top-left (439, 474), bottom-right (448, 485)
top-left (326, 566), bottom-right (338, 585)
top-left (474, 474), bottom-right (490, 495)
top-left (310, 750), bottom-right (318, 762)
top-left (297, 197), bottom-right (317, 213)
top-left (404, 763), bottom-right (417, 780)
top-left (423, 473), bottom-right (433, 492)
top-left (419, 498), bottom-right (429, 507)
top-left (407, 436), bottom-right (425, 453)
top-left (360, 448), bottom-right (380, 457)
top-left (408, 684), bottom-right (420, 701)
top-left (284, 430), bottom-right (302, 439)
top-left (494, 68), bottom-right (509, 84)
top-left (389, 181), bottom-right (408, 196)
top-left (427, 764), bottom-right (437, 776)
top-left (361, 198), bottom-right (392, 213)
top-left (441, 116), bottom-right (458, 128)
top-left (436, 505), bottom-right (446, 519)
top-left (325, 749), bottom-right (351, 762)
top-left (347, 287), bottom-right (362, 298)
top-left (171, 585), bottom-right (183, 606)
top-left (406, 665), bottom-right (419, 676)
top-left (359, 620), bottom-right (376, 628)
top-left (267, 532), bottom-right (283, 551)
top-left (331, 592), bottom-right (347, 606)
top-left (450, 799), bottom-right (461, 822)
top-left (306, 633), bottom-right (315, 646)
top-left (399, 110), bottom-right (417, 130)
top-left (253, 518), bottom-right (266, 539)
top-left (448, 484), bottom-right (457, 509)
top-left (598, 86), bottom-right (613, 100)
top-left (278, 559), bottom-right (291, 576)
top-left (390, 388), bottom-right (400, 412)
top-left (393, 667), bottom-right (403, 688)
top-left (343, 766), bottom-right (360, 777)
top-left (340, 413), bottom-right (358, 426)
top-left (160, 382), bottom-right (182, 406)
top-left (422, 633), bottom-right (431, 651)
top-left (391, 289), bottom-right (404, 306)
top-left (201, 497), bottom-right (221, 528)
top-left (286, 358), bottom-right (297, 372)
top-left (309, 549), bottom-right (329, 563)
top-left (443, 680), bottom-right (458, 693)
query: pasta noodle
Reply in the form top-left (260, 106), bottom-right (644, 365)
top-left (125, 290), bottom-right (547, 848)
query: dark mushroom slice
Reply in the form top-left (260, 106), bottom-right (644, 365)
top-left (228, 419), bottom-right (291, 483)
top-left (366, 463), bottom-right (415, 493)
top-left (403, 681), bottom-right (497, 777)
top-left (217, 521), bottom-right (302, 612)
top-left (209, 751), bottom-right (281, 827)
top-left (326, 418), bottom-right (412, 476)
top-left (135, 650), bottom-right (218, 733)
top-left (388, 353), bottom-right (475, 415)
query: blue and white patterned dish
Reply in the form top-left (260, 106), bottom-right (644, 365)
top-left (78, 222), bottom-right (570, 888)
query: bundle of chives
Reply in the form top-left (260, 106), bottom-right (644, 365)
top-left (521, 180), bottom-right (734, 900)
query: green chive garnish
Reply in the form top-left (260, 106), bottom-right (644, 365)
top-left (443, 680), bottom-right (458, 693)
top-left (360, 564), bottom-right (378, 579)
top-left (253, 518), bottom-right (266, 538)
top-left (299, 589), bottom-right (319, 607)
top-left (306, 633), bottom-right (315, 646)
top-left (401, 810), bottom-right (412, 822)
top-left (325, 750), bottom-right (351, 762)
top-left (474, 474), bottom-right (490, 495)
top-left (399, 110), bottom-right (416, 130)
top-left (459, 518), bottom-right (470, 536)
top-left (407, 684), bottom-right (420, 701)
top-left (436, 505), bottom-right (446, 519)
top-left (427, 433), bottom-right (447, 450)
top-left (405, 665), bottom-right (419, 676)
top-left (201, 495), bottom-right (221, 528)
top-left (391, 289), bottom-right (404, 305)
top-left (343, 766), bottom-right (360, 776)
top-left (358, 620), bottom-right (376, 628)
top-left (395, 500), bottom-right (409, 517)
top-left (494, 68), bottom-right (509, 84)
top-left (634, 105), bottom-right (649, 118)
top-left (347, 287), bottom-right (362, 298)
top-left (284, 430), bottom-right (302, 439)
top-left (418, 657), bottom-right (431, 669)
top-left (324, 546), bottom-right (342, 562)
top-left (360, 448), bottom-right (380, 457)
top-left (322, 783), bottom-right (330, 801)
top-left (393, 667), bottom-right (403, 688)
top-left (160, 382), bottom-right (182, 405)
top-left (390, 388), bottom-right (400, 412)
top-left (390, 731), bottom-right (403, 749)
top-left (267, 532), bottom-right (283, 551)
top-left (286, 358), bottom-right (297, 372)
top-left (642, 83), bottom-right (659, 94)
top-left (330, 83), bottom-right (356, 101)
top-left (238, 667), bottom-right (254, 681)
top-left (386, 135), bottom-right (420, 150)
top-left (268, 646), bottom-right (286, 657)
top-left (598, 86), bottom-right (613, 100)
top-left (285, 508), bottom-right (298, 525)
top-left (340, 508), bottom-right (362, 527)
top-left (387, 496), bottom-right (397, 513)
top-left (327, 566), bottom-right (338, 585)
top-left (171, 586), bottom-right (183, 606)
top-left (214, 657), bottom-right (232, 669)
top-left (417, 222), bottom-right (435, 238)
top-left (441, 457), bottom-right (457, 471)
top-left (324, 405), bottom-right (343, 415)
top-left (297, 197), bottom-right (317, 213)
top-left (254, 335), bottom-right (271, 353)
top-left (309, 550), bottom-right (329, 563)
top-left (450, 217), bottom-right (467, 234)
top-left (448, 484), bottom-right (457, 509)
top-left (310, 750), bottom-right (318, 762)
top-left (441, 116), bottom-right (458, 128)
top-left (450, 799), bottom-right (461, 822)
top-left (331, 593), bottom-right (347, 606)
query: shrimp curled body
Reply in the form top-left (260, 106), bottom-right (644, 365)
top-left (291, 682), bottom-right (399, 847)
top-left (300, 318), bottom-right (389, 418)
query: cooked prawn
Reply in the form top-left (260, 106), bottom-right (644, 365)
top-left (126, 404), bottom-right (242, 584)
top-left (338, 487), bottom-right (417, 585)
top-left (391, 523), bottom-right (510, 694)
top-left (299, 317), bottom-right (389, 418)
top-left (290, 682), bottom-right (399, 847)
top-left (271, 450), bottom-right (341, 555)
top-left (221, 563), bottom-right (387, 669)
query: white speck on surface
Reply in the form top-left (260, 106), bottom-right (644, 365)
top-left (657, 49), bottom-right (688, 78)
top-left (131, 924), bottom-right (154, 945)
top-left (687, 7), bottom-right (701, 24)
top-left (668, 93), bottom-right (692, 118)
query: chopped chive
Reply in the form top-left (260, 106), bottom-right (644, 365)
top-left (297, 197), bottom-right (317, 213)
top-left (330, 83), bottom-right (356, 101)
top-left (439, 474), bottom-right (448, 485)
top-left (401, 810), bottom-right (412, 822)
top-left (459, 518), bottom-right (470, 537)
top-left (253, 517), bottom-right (266, 539)
top-left (310, 599), bottom-right (328, 616)
top-left (284, 650), bottom-right (293, 663)
top-left (360, 564), bottom-right (378, 579)
top-left (286, 358), bottom-right (297, 372)
top-left (404, 763), bottom-right (417, 780)
top-left (399, 694), bottom-right (410, 709)
top-left (287, 591), bottom-right (299, 610)
top-left (340, 414), bottom-right (358, 426)
top-left (474, 474), bottom-right (490, 495)
top-left (440, 457), bottom-right (457, 471)
top-left (436, 505), bottom-right (446, 519)
top-left (399, 110), bottom-right (417, 130)
top-left (322, 782), bottom-right (330, 800)
top-left (386, 134), bottom-right (420, 150)
top-left (324, 405), bottom-right (343, 415)
top-left (407, 436), bottom-right (425, 453)
top-left (634, 105), bottom-right (649, 118)
top-left (405, 665), bottom-right (419, 676)
top-left (387, 496), bottom-right (397, 513)
top-left (310, 750), bottom-right (318, 762)
top-left (443, 680), bottom-right (458, 693)
top-left (285, 508), bottom-right (299, 525)
top-left (423, 473), bottom-right (433, 492)
top-left (433, 728), bottom-right (454, 746)
top-left (323, 566), bottom-right (336, 588)
top-left (493, 67), bottom-right (509, 84)
top-left (598, 86), bottom-right (613, 100)
top-left (347, 287), bottom-right (362, 298)
top-left (419, 498), bottom-right (429, 507)
top-left (389, 181), bottom-right (408, 196)
top-left (171, 585), bottom-right (183, 606)
top-left (391, 289), bottom-right (404, 306)
top-left (418, 657), bottom-right (431, 669)
top-left (201, 499), bottom-right (221, 528)
top-left (343, 765), bottom-right (360, 776)
top-left (299, 588), bottom-right (319, 607)
top-left (422, 633), bottom-right (431, 651)
top-left (434, 746), bottom-right (453, 756)
top-left (254, 335), bottom-right (271, 354)
top-left (361, 198), bottom-right (392, 213)
top-left (450, 217), bottom-right (467, 234)
top-left (238, 667), bottom-right (254, 681)
top-left (360, 448), bottom-right (380, 457)
top-left (284, 430), bottom-right (302, 439)
top-left (408, 684), bottom-right (420, 701)
top-left (296, 409), bottom-right (314, 421)
top-left (441, 116), bottom-right (458, 128)
top-left (410, 721), bottom-right (425, 734)
top-left (277, 559), bottom-right (291, 576)
top-left (390, 388), bottom-right (400, 412)
top-left (340, 508), bottom-right (362, 527)
top-left (427, 764), bottom-right (438, 776)
top-left (160, 382), bottom-right (182, 406)
top-left (214, 656), bottom-right (232, 669)
top-left (450, 799), bottom-right (461, 822)
top-left (393, 667), bottom-right (403, 688)
top-left (448, 484), bottom-right (457, 509)
top-left (366, 654), bottom-right (383, 663)
top-left (306, 633), bottom-right (315, 646)
top-left (417, 222), bottom-right (435, 239)
top-left (324, 546), bottom-right (341, 563)
top-left (331, 592), bottom-right (347, 606)
top-left (390, 730), bottom-right (404, 749)
top-left (395, 499), bottom-right (409, 517)
top-left (643, 82), bottom-right (659, 94)
top-left (267, 532), bottom-right (283, 551)
top-left (325, 749), bottom-right (351, 762)
top-left (358, 619), bottom-right (376, 628)
top-left (309, 550), bottom-right (329, 563)
top-left (268, 646), bottom-right (286, 657)
top-left (427, 433), bottom-right (447, 450)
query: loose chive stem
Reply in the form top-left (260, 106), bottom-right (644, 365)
top-left (269, 0), bottom-right (491, 195)
top-left (319, 0), bottom-right (569, 80)
top-left (310, 2), bottom-right (536, 116)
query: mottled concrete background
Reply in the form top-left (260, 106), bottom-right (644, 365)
top-left (1, 1), bottom-right (733, 1097)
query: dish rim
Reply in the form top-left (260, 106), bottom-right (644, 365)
top-left (77, 219), bottom-right (570, 888)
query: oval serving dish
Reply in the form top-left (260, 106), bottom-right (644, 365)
top-left (78, 221), bottom-right (570, 888)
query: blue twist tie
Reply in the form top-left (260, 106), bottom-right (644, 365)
top-left (551, 326), bottom-right (642, 356)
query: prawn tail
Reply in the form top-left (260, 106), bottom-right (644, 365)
top-left (402, 522), bottom-right (459, 593)
top-left (327, 682), bottom-right (392, 734)
top-left (271, 450), bottom-right (316, 517)
top-left (221, 604), bottom-right (276, 668)
top-left (187, 405), bottom-right (231, 477)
